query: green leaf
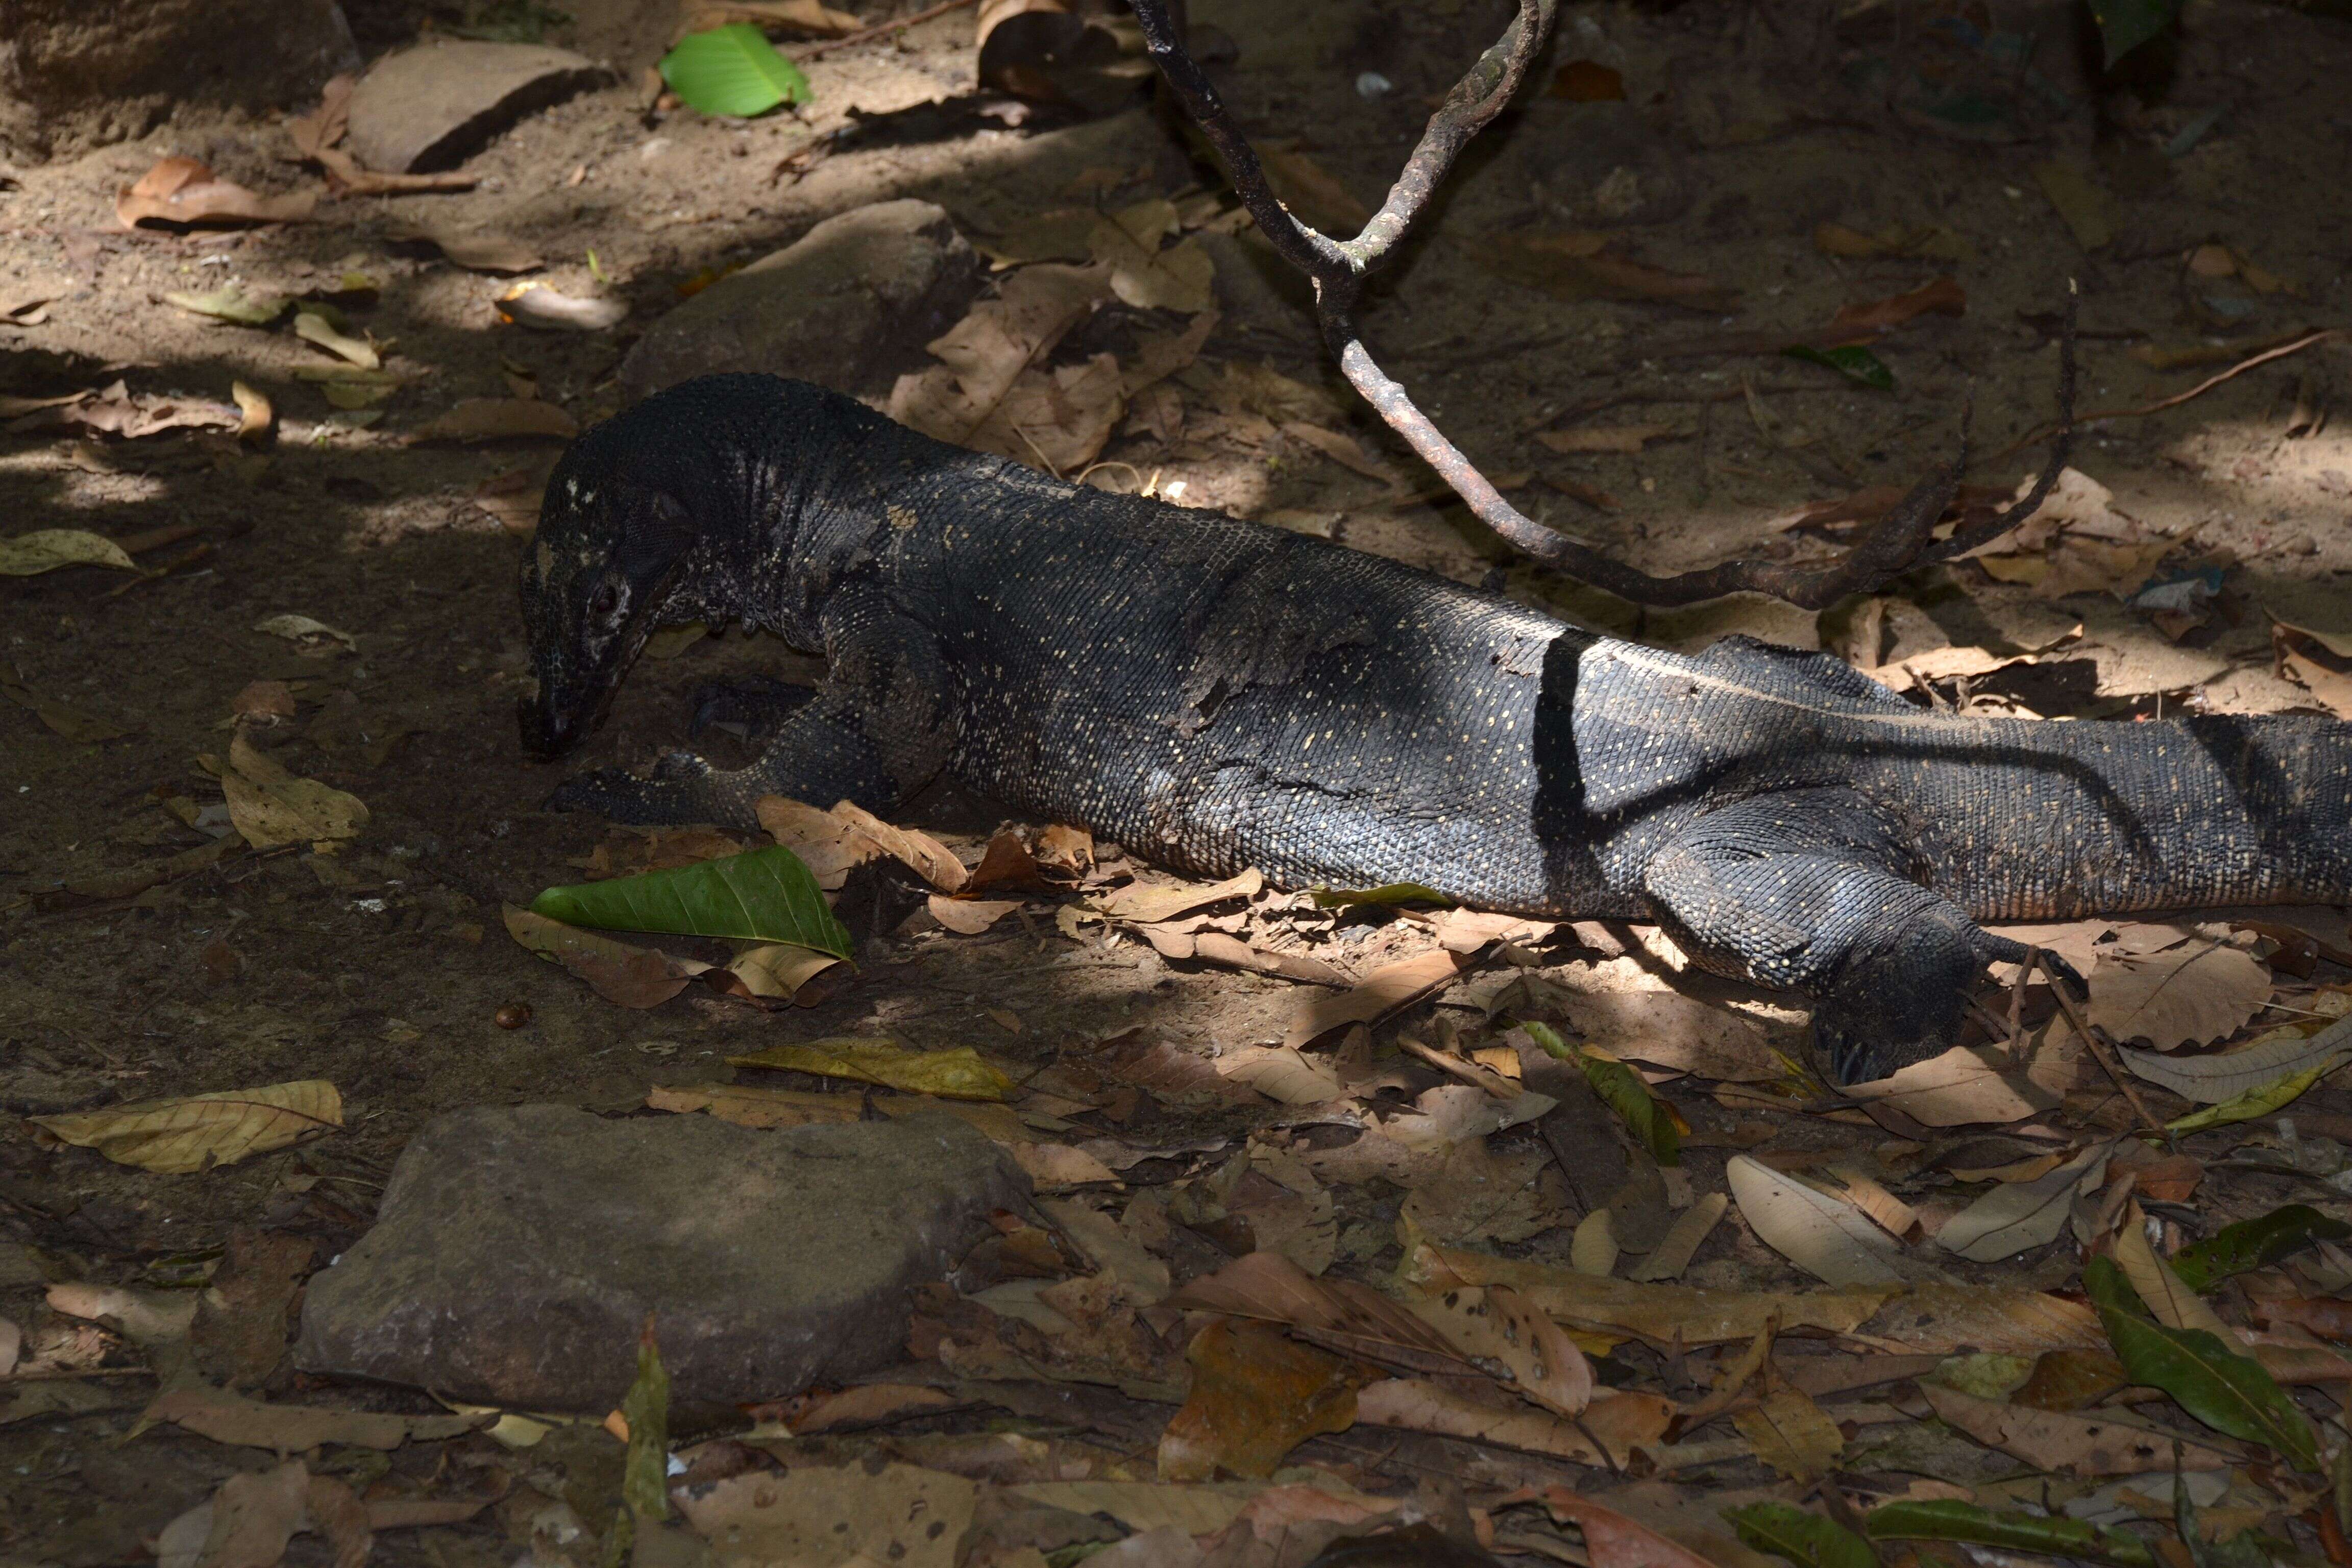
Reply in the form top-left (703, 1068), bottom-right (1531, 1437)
top-left (602, 1314), bottom-right (669, 1568)
top-left (729, 1038), bottom-right (1014, 1102)
top-left (1308, 882), bottom-right (1452, 910)
top-left (1727, 1503), bottom-right (1880, 1568)
top-left (1782, 345), bottom-right (1895, 390)
top-left (164, 286), bottom-right (288, 326)
top-left (2166, 1062), bottom-right (2330, 1134)
top-left (2084, 1255), bottom-right (2318, 1469)
top-left (1522, 1020), bottom-right (1575, 1061)
top-left (658, 22), bottom-right (811, 117)
top-left (531, 844), bottom-right (852, 961)
top-left (2172, 1205), bottom-right (2352, 1294)
top-left (2087, 0), bottom-right (2183, 66)
top-left (1580, 1047), bottom-right (1681, 1167)
top-left (1865, 1500), bottom-right (2156, 1566)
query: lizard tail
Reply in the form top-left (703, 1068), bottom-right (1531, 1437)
top-left (1949, 712), bottom-right (2352, 918)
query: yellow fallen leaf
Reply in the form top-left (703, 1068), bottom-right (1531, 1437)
top-left (30, 1080), bottom-right (341, 1173)
top-left (220, 732), bottom-right (368, 849)
top-left (0, 528), bottom-right (137, 576)
top-left (729, 1038), bottom-right (1014, 1101)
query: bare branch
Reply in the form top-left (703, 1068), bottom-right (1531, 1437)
top-left (1130, 1), bottom-right (2081, 610)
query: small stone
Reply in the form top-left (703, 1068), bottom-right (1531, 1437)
top-left (345, 41), bottom-right (605, 175)
top-left (295, 1104), bottom-right (1026, 1414)
top-left (619, 200), bottom-right (981, 404)
top-left (494, 1002), bottom-right (531, 1029)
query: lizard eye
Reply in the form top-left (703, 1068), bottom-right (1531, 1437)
top-left (591, 581), bottom-right (623, 620)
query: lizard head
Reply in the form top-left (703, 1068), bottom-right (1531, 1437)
top-left (518, 420), bottom-right (701, 760)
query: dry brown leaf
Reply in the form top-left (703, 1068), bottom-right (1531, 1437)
top-left (673, 1461), bottom-right (976, 1568)
top-left (1627, 1191), bottom-right (1728, 1283)
top-left (2032, 536), bottom-right (2175, 601)
top-left (1861, 1284), bottom-right (2105, 1356)
top-left (219, 733), bottom-right (366, 850)
top-left (1551, 990), bottom-right (1783, 1083)
top-left (1285, 948), bottom-right (1472, 1049)
top-left (1355, 1379), bottom-right (1673, 1467)
top-left (502, 904), bottom-right (705, 1007)
top-left (411, 398), bottom-right (579, 443)
top-left (1842, 1045), bottom-right (2060, 1126)
top-left (1215, 1045), bottom-right (1345, 1105)
top-left (116, 157), bottom-right (314, 228)
top-left (1725, 1155), bottom-right (1905, 1286)
top-left (1919, 1383), bottom-right (2229, 1475)
top-left (1010, 1142), bottom-right (1121, 1190)
top-left (1089, 198), bottom-right (1214, 314)
top-left (929, 894), bottom-right (1023, 934)
top-left (830, 801), bottom-right (967, 891)
top-left (0, 528), bottom-right (138, 576)
top-left (1936, 1142), bottom-right (2111, 1262)
top-left (1094, 867), bottom-right (1261, 924)
top-left (1571, 1210), bottom-right (1620, 1277)
top-left (1260, 144), bottom-right (1374, 233)
top-left (4, 380), bottom-right (242, 440)
top-left (142, 1384), bottom-right (486, 1450)
top-left (1165, 1251), bottom-right (1473, 1375)
top-left (30, 1081), bottom-right (339, 1174)
top-left (231, 381), bottom-right (273, 443)
top-left (2086, 939), bottom-right (2271, 1049)
top-left (645, 1082), bottom-right (861, 1129)
top-left (1525, 1490), bottom-right (1724, 1568)
top-left (1405, 1284), bottom-right (1592, 1417)
top-left (889, 262), bottom-right (1121, 472)
top-left (1732, 1384), bottom-right (1844, 1482)
top-left (2108, 1205), bottom-right (2242, 1345)
top-left (1822, 276), bottom-right (1967, 342)
top-left (1157, 1318), bottom-right (1363, 1481)
top-left (1407, 1243), bottom-right (1898, 1344)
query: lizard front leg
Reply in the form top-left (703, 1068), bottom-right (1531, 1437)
top-left (1638, 789), bottom-right (2035, 1085)
top-left (549, 605), bottom-right (954, 832)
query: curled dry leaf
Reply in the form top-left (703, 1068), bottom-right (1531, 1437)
top-left (1936, 1142), bottom-right (2111, 1263)
top-left (1842, 1045), bottom-right (2060, 1126)
top-left (1094, 867), bottom-right (1261, 924)
top-left (2106, 1206), bottom-right (2241, 1345)
top-left (1215, 1045), bottom-right (1345, 1105)
top-left (1919, 1383), bottom-right (2230, 1476)
top-left (219, 732), bottom-right (368, 850)
top-left (504, 903), bottom-right (705, 1008)
top-left (0, 529), bottom-right (137, 576)
top-left (142, 1384), bottom-right (488, 1451)
top-left (2086, 939), bottom-right (2272, 1049)
top-left (1628, 1190), bottom-right (1729, 1282)
top-left (2119, 1015), bottom-right (2351, 1104)
top-left (1406, 1242), bottom-right (1897, 1345)
top-left (115, 157), bottom-right (315, 228)
top-left (1725, 1155), bottom-right (1906, 1287)
top-left (253, 612), bottom-right (358, 653)
top-left (647, 1082), bottom-right (862, 1129)
top-left (497, 283), bottom-right (628, 331)
top-left (1405, 1284), bottom-right (1592, 1417)
top-left (29, 1080), bottom-right (340, 1174)
top-left (1355, 1379), bottom-right (1674, 1468)
top-left (1157, 1317), bottom-right (1363, 1481)
top-left (1285, 948), bottom-right (1473, 1049)
top-left (729, 1037), bottom-right (1015, 1100)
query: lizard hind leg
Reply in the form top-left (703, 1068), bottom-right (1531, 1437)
top-left (1638, 789), bottom-right (2022, 1085)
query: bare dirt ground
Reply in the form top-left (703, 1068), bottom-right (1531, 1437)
top-left (5, 0), bottom-right (2352, 1561)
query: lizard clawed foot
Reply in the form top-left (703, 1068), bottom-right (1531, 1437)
top-left (546, 751), bottom-right (748, 828)
top-left (688, 675), bottom-right (818, 745)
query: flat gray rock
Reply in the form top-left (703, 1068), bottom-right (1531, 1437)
top-left (346, 41), bottom-right (605, 174)
top-left (619, 199), bottom-right (981, 404)
top-left (295, 1104), bottom-right (1026, 1414)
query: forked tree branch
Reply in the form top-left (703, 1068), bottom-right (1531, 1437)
top-left (1130, 0), bottom-right (2077, 610)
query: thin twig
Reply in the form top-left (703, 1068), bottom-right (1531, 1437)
top-left (1129, 0), bottom-right (2080, 609)
top-left (2039, 950), bottom-right (2168, 1140)
top-left (1995, 327), bottom-right (2341, 461)
top-left (792, 0), bottom-right (978, 59)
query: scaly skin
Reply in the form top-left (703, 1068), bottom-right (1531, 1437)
top-left (520, 376), bottom-right (2352, 1082)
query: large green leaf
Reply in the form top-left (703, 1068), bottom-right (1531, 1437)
top-left (2172, 1205), bottom-right (2352, 1294)
top-left (1725, 1503), bottom-right (1879, 1568)
top-left (1865, 1500), bottom-right (2155, 1566)
top-left (2087, 0), bottom-right (2183, 66)
top-left (2166, 1062), bottom-right (2330, 1134)
top-left (658, 23), bottom-right (811, 117)
top-left (2084, 1255), bottom-right (2318, 1470)
top-left (531, 845), bottom-right (852, 960)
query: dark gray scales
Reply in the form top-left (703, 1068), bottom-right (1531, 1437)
top-left (519, 376), bottom-right (2352, 1083)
